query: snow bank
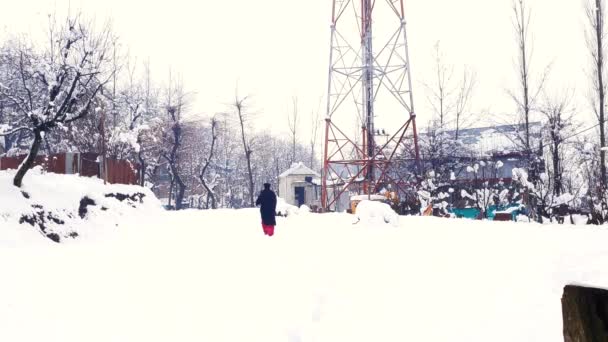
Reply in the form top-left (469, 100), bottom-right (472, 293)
top-left (299, 204), bottom-right (311, 214)
top-left (0, 168), bottom-right (161, 244)
top-left (355, 199), bottom-right (399, 226)
top-left (276, 197), bottom-right (299, 216)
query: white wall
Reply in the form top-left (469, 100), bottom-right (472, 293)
top-left (279, 174), bottom-right (318, 206)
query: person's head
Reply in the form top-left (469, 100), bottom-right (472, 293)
top-left (263, 183), bottom-right (271, 190)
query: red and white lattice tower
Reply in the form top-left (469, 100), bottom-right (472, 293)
top-left (321, 0), bottom-right (420, 211)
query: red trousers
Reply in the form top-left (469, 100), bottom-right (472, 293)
top-left (262, 223), bottom-right (275, 236)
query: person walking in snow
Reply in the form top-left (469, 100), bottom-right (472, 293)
top-left (255, 183), bottom-right (277, 236)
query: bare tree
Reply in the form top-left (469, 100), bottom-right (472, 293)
top-left (199, 116), bottom-right (218, 209)
top-left (310, 107), bottom-right (321, 169)
top-left (0, 16), bottom-right (115, 187)
top-left (163, 106), bottom-right (184, 209)
top-left (161, 76), bottom-right (189, 210)
top-left (539, 91), bottom-right (576, 196)
top-left (137, 59), bottom-right (154, 186)
top-left (216, 112), bottom-right (231, 207)
top-left (454, 68), bottom-right (477, 140)
top-left (426, 42), bottom-right (453, 129)
top-left (585, 0), bottom-right (607, 189)
top-left (423, 42), bottom-right (477, 166)
top-left (233, 92), bottom-right (255, 207)
top-left (510, 0), bottom-right (549, 154)
top-left (104, 55), bottom-right (144, 160)
top-left (513, 0), bottom-right (532, 152)
top-left (287, 96), bottom-right (299, 164)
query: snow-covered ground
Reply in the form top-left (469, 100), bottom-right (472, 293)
top-left (2, 171), bottom-right (608, 341)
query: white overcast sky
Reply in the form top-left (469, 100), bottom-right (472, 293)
top-left (0, 0), bottom-right (594, 140)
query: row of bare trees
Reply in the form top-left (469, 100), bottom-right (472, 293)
top-left (0, 13), bottom-right (320, 210)
top-left (417, 0), bottom-right (608, 221)
top-left (507, 0), bottom-right (608, 214)
top-left (154, 103), bottom-right (316, 210)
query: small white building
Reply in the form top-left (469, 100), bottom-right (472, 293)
top-left (278, 162), bottom-right (321, 208)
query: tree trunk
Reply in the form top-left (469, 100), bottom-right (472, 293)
top-left (514, 0), bottom-right (531, 153)
top-left (292, 136), bottom-right (296, 165)
top-left (166, 120), bottom-right (186, 210)
top-left (137, 135), bottom-right (146, 187)
top-left (595, 0), bottom-right (608, 191)
top-left (236, 105), bottom-right (254, 207)
top-left (208, 190), bottom-right (216, 209)
top-left (245, 150), bottom-right (254, 207)
top-left (310, 142), bottom-right (315, 170)
top-left (168, 178), bottom-right (174, 208)
top-left (138, 153), bottom-right (146, 187)
top-left (553, 140), bottom-right (561, 196)
top-left (13, 129), bottom-right (43, 188)
top-left (199, 176), bottom-right (216, 209)
top-left (174, 173), bottom-right (186, 210)
top-left (199, 119), bottom-right (217, 209)
top-left (520, 0), bottom-right (531, 153)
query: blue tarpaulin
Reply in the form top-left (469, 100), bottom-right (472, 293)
top-left (449, 204), bottom-right (523, 220)
top-left (450, 207), bottom-right (481, 219)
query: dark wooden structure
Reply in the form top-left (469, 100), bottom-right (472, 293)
top-left (562, 285), bottom-right (608, 342)
top-left (0, 152), bottom-right (138, 185)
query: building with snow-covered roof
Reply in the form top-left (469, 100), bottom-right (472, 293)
top-left (419, 122), bottom-right (544, 184)
top-left (453, 122), bottom-right (542, 156)
top-left (278, 162), bottom-right (321, 208)
top-left (420, 122), bottom-right (542, 157)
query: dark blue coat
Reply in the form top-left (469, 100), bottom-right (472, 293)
top-left (256, 189), bottom-right (277, 225)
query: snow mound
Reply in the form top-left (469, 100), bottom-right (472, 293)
top-left (0, 167), bottom-right (162, 244)
top-left (355, 200), bottom-right (399, 226)
top-left (276, 197), bottom-right (299, 216)
top-left (571, 214), bottom-right (590, 225)
top-left (299, 204), bottom-right (311, 214)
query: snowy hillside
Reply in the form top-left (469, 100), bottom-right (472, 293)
top-left (1, 192), bottom-right (608, 341)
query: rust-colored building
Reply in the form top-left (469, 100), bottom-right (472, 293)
top-left (0, 152), bottom-right (139, 185)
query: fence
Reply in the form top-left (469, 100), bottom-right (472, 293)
top-left (0, 152), bottom-right (139, 185)
top-left (105, 159), bottom-right (139, 185)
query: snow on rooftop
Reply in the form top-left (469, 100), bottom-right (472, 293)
top-left (279, 162), bottom-right (320, 178)
top-left (422, 122), bottom-right (542, 156)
